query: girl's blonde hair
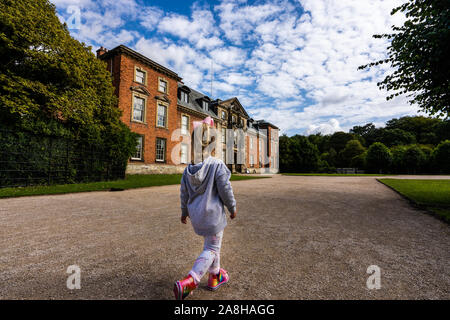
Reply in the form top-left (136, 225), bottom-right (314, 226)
top-left (191, 123), bottom-right (216, 164)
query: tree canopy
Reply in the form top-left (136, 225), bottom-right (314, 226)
top-left (359, 0), bottom-right (450, 118)
top-left (279, 115), bottom-right (449, 174)
top-left (0, 0), bottom-right (133, 146)
top-left (0, 0), bottom-right (136, 184)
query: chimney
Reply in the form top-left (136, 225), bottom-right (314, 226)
top-left (96, 46), bottom-right (107, 58)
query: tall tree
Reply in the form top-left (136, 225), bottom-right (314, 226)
top-left (339, 140), bottom-right (366, 167)
top-left (366, 142), bottom-right (392, 173)
top-left (0, 0), bottom-right (133, 142)
top-left (359, 0), bottom-right (450, 117)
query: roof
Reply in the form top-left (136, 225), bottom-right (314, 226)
top-left (256, 120), bottom-right (279, 130)
top-left (177, 83), bottom-right (219, 119)
top-left (218, 97), bottom-right (249, 118)
top-left (99, 45), bottom-right (182, 81)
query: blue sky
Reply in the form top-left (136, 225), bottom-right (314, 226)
top-left (52, 0), bottom-right (419, 136)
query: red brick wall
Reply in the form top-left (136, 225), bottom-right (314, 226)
top-left (114, 53), bottom-right (179, 165)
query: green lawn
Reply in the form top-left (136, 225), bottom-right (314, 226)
top-left (282, 173), bottom-right (395, 176)
top-left (0, 174), bottom-right (270, 199)
top-left (378, 179), bottom-right (450, 222)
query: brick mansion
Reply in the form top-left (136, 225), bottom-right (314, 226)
top-left (97, 45), bottom-right (279, 174)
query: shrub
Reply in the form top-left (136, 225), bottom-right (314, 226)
top-left (403, 145), bottom-right (426, 174)
top-left (366, 142), bottom-right (392, 173)
top-left (431, 140), bottom-right (450, 173)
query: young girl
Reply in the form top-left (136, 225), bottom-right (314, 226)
top-left (174, 117), bottom-right (237, 300)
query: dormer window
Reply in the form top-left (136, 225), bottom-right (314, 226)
top-left (202, 100), bottom-right (209, 111)
top-left (180, 90), bottom-right (189, 103)
top-left (221, 110), bottom-right (227, 120)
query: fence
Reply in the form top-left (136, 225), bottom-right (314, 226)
top-left (0, 129), bottom-right (127, 188)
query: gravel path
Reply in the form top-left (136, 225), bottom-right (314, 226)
top-left (0, 175), bottom-right (449, 299)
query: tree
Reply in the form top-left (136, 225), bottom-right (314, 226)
top-left (320, 148), bottom-right (337, 168)
top-left (339, 139), bottom-right (366, 167)
top-left (366, 142), bottom-right (392, 173)
top-left (359, 0), bottom-right (450, 117)
top-left (385, 116), bottom-right (442, 144)
top-left (0, 0), bottom-right (136, 167)
top-left (431, 140), bottom-right (450, 173)
top-left (403, 145), bottom-right (427, 174)
top-left (279, 135), bottom-right (320, 173)
top-left (350, 123), bottom-right (376, 137)
top-left (378, 128), bottom-right (416, 147)
top-left (390, 145), bottom-right (408, 173)
top-left (328, 131), bottom-right (359, 153)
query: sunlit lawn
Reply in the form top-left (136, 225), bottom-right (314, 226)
top-left (378, 179), bottom-right (450, 222)
top-left (0, 174), bottom-right (270, 198)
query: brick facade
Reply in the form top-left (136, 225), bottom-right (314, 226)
top-left (97, 45), bottom-right (279, 174)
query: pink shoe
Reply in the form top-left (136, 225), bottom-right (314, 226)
top-left (207, 268), bottom-right (229, 291)
top-left (174, 275), bottom-right (197, 300)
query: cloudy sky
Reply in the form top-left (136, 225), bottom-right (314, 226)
top-left (52, 0), bottom-right (420, 136)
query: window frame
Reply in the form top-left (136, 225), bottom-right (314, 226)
top-left (156, 101), bottom-right (169, 129)
top-left (131, 135), bottom-right (144, 161)
top-left (221, 127), bottom-right (226, 144)
top-left (155, 137), bottom-right (166, 162)
top-left (134, 66), bottom-right (147, 85)
top-left (181, 114), bottom-right (190, 136)
top-left (202, 100), bottom-right (209, 111)
top-left (158, 77), bottom-right (168, 94)
top-left (132, 94), bottom-right (147, 123)
top-left (180, 90), bottom-right (189, 103)
top-left (180, 143), bottom-right (189, 164)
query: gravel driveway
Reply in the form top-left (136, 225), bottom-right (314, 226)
top-left (0, 175), bottom-right (449, 299)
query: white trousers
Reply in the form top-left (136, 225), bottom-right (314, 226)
top-left (189, 231), bottom-right (224, 284)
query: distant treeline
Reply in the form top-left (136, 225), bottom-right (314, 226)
top-left (280, 116), bottom-right (450, 174)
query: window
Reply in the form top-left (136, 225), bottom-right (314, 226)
top-left (159, 79), bottom-right (167, 93)
top-left (156, 138), bottom-right (166, 162)
top-left (232, 115), bottom-right (236, 123)
top-left (157, 104), bottom-right (167, 127)
top-left (221, 127), bottom-right (226, 144)
top-left (250, 155), bottom-right (254, 167)
top-left (180, 143), bottom-right (188, 164)
top-left (240, 119), bottom-right (244, 127)
top-left (132, 136), bottom-right (143, 160)
top-left (133, 96), bottom-right (145, 122)
top-left (202, 100), bottom-right (208, 110)
top-left (180, 91), bottom-right (189, 103)
top-left (221, 110), bottom-right (227, 120)
top-left (181, 115), bottom-right (189, 135)
top-left (135, 69), bottom-right (145, 84)
top-left (250, 136), bottom-right (253, 150)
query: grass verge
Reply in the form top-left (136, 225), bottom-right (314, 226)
top-left (0, 174), bottom-right (270, 199)
top-left (378, 179), bottom-right (450, 223)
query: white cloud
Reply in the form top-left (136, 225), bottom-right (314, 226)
top-left (210, 46), bottom-right (247, 67)
top-left (50, 0), bottom-right (420, 135)
top-left (306, 119), bottom-right (342, 135)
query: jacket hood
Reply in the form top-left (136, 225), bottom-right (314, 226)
top-left (186, 156), bottom-right (215, 194)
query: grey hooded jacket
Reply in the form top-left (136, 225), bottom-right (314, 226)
top-left (180, 156), bottom-right (236, 236)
